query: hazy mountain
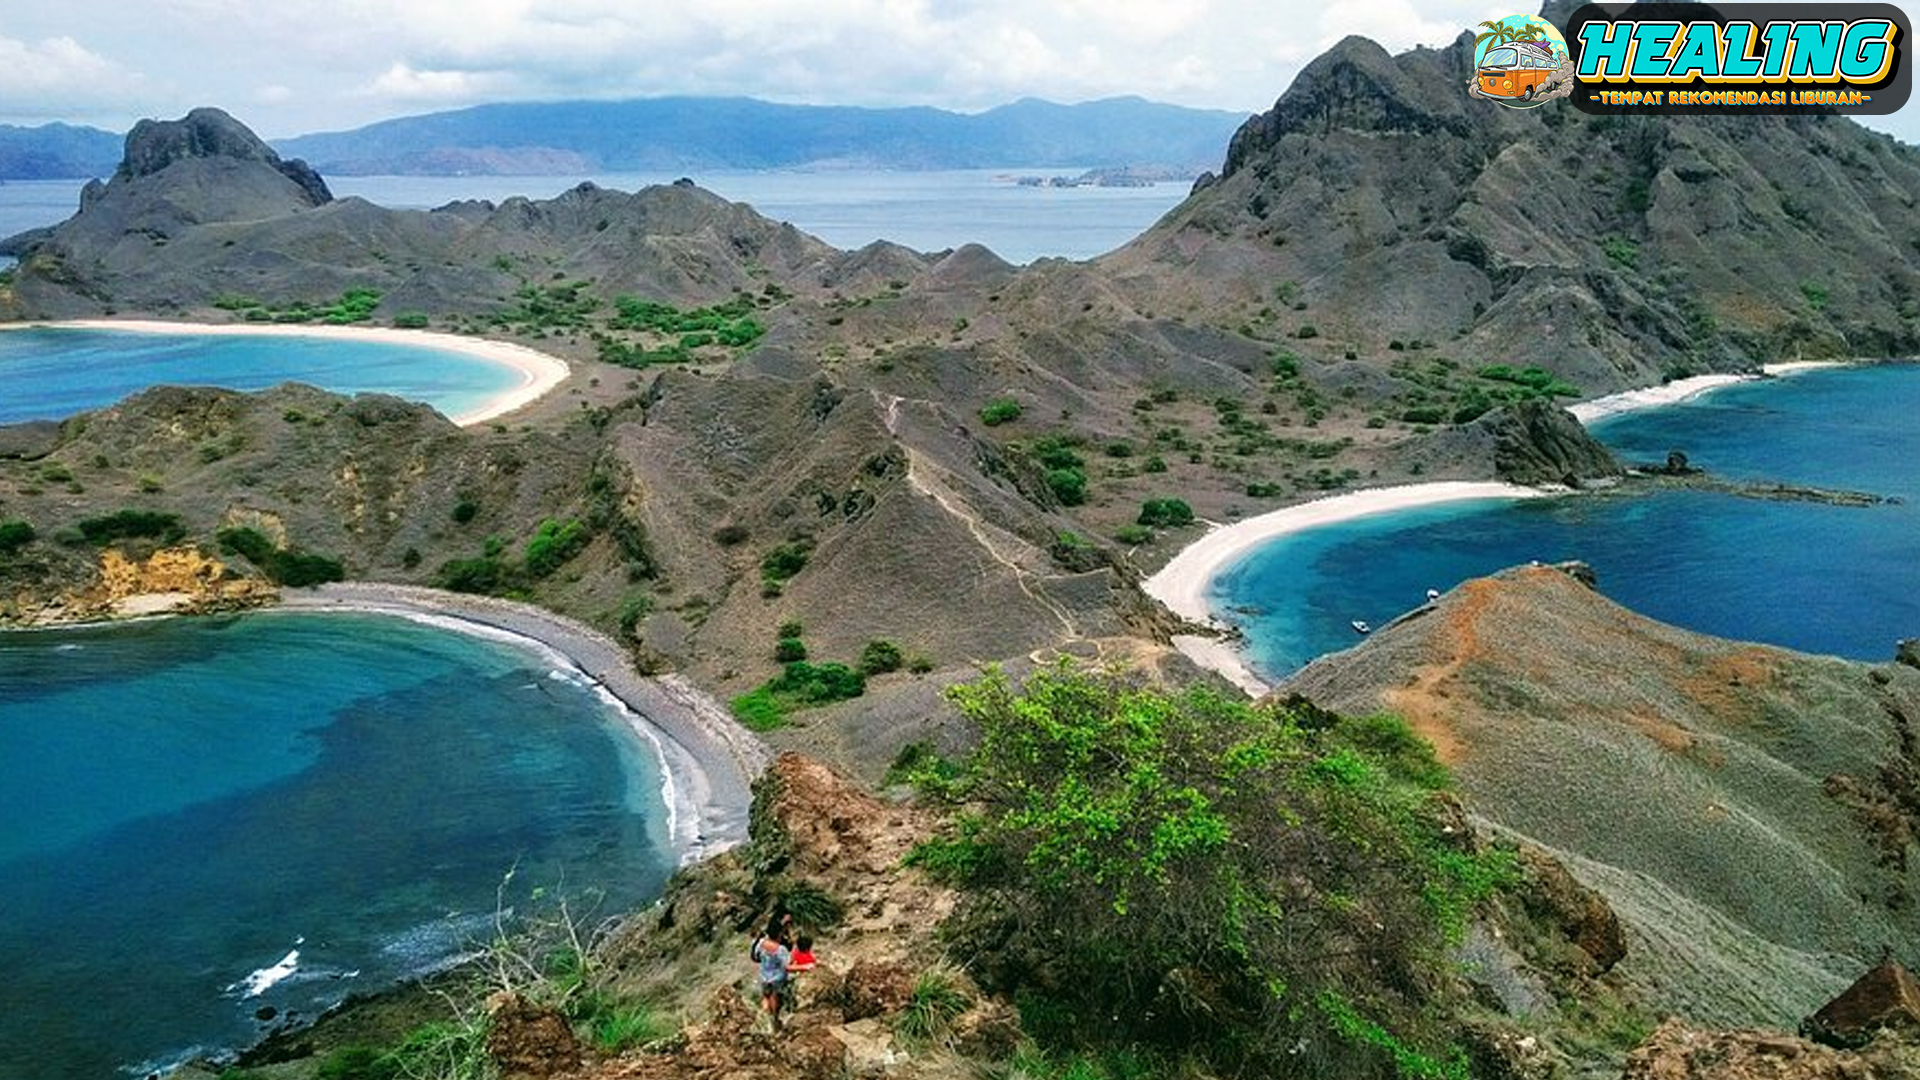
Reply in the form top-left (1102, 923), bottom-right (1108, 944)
top-left (271, 95), bottom-right (1248, 175)
top-left (0, 122), bottom-right (123, 180)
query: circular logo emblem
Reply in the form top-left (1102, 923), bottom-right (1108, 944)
top-left (1469, 15), bottom-right (1572, 109)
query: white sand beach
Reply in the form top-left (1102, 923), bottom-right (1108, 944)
top-left (1569, 360), bottom-right (1859, 425)
top-left (3, 319), bottom-right (570, 426)
top-left (1144, 482), bottom-right (1545, 695)
top-left (1566, 373), bottom-right (1754, 424)
top-left (281, 583), bottom-right (770, 865)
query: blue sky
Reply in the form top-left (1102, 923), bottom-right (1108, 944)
top-left (0, 0), bottom-right (1910, 143)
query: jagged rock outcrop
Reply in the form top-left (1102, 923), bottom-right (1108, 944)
top-left (1402, 399), bottom-right (1624, 486)
top-left (1802, 962), bottom-right (1920, 1050)
top-left (484, 993), bottom-right (583, 1079)
top-left (118, 107), bottom-right (331, 206)
top-left (1484, 399), bottom-right (1624, 486)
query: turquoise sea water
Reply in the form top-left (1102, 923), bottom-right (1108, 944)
top-left (1213, 365), bottom-right (1920, 678)
top-left (0, 612), bottom-right (674, 1079)
top-left (0, 327), bottom-right (525, 426)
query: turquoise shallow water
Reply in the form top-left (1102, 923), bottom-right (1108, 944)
top-left (0, 327), bottom-right (525, 425)
top-left (0, 612), bottom-right (674, 1079)
top-left (1213, 365), bottom-right (1920, 678)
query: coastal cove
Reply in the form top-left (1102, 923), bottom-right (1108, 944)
top-left (1159, 363), bottom-right (1920, 688)
top-left (0, 594), bottom-right (757, 1080)
top-left (0, 322), bottom-right (569, 427)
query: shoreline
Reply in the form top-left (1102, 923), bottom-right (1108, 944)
top-left (1567, 360), bottom-right (1852, 425)
top-left (1150, 359), bottom-right (1872, 696)
top-left (1143, 482), bottom-right (1546, 696)
top-left (0, 319), bottom-right (571, 427)
top-left (278, 583), bottom-right (769, 864)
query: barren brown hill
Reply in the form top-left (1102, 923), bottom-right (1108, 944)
top-left (1285, 564), bottom-right (1920, 1029)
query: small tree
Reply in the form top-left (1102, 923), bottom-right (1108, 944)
top-left (775, 637), bottom-right (808, 663)
top-left (979, 399), bottom-right (1023, 426)
top-left (1137, 497), bottom-right (1195, 528)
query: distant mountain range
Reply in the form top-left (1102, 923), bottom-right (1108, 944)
top-left (270, 96), bottom-right (1247, 175)
top-left (0, 122), bottom-right (122, 180)
top-left (0, 97), bottom-right (1246, 181)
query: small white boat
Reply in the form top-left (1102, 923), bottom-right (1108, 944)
top-left (1351, 620), bottom-right (1371, 635)
top-left (1425, 588), bottom-right (1441, 603)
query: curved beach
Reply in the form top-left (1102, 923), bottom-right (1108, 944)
top-left (2, 319), bottom-right (570, 427)
top-left (280, 583), bottom-right (769, 864)
top-left (1144, 482), bottom-right (1545, 695)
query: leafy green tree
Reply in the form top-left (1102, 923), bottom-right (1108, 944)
top-left (1136, 498), bottom-right (1195, 528)
top-left (910, 666), bottom-right (1509, 1080)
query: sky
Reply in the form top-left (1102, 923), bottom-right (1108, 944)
top-left (0, 0), bottom-right (1912, 143)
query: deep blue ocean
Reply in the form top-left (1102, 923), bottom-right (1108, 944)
top-left (1212, 365), bottom-right (1920, 678)
top-left (0, 328), bottom-right (524, 426)
top-left (0, 612), bottom-right (674, 1079)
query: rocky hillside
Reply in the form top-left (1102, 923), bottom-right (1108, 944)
top-left (1285, 563), bottom-right (1920, 1030)
top-left (1099, 0), bottom-right (1920, 395)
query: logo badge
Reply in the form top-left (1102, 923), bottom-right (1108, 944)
top-left (1470, 14), bottom-right (1575, 108)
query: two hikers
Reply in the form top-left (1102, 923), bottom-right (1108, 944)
top-left (750, 917), bottom-right (818, 1032)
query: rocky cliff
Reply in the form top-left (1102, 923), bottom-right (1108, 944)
top-left (1285, 564), bottom-right (1920, 1030)
top-left (1104, 4), bottom-right (1920, 395)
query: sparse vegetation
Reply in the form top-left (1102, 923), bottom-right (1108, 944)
top-left (215, 287), bottom-right (383, 324)
top-left (979, 399), bottom-right (1023, 426)
top-left (0, 520), bottom-right (35, 554)
top-left (75, 509), bottom-right (186, 545)
top-left (523, 517), bottom-right (590, 578)
top-left (859, 638), bottom-right (905, 675)
top-left (216, 526), bottom-right (346, 587)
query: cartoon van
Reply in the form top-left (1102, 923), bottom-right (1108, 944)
top-left (1477, 41), bottom-right (1561, 100)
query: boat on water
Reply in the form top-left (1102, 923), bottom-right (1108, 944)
top-left (1351, 620), bottom-right (1371, 635)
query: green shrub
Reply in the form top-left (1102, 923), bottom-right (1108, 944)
top-left (617, 594), bottom-right (653, 636)
top-left (588, 1002), bottom-right (666, 1054)
top-left (730, 688), bottom-right (788, 731)
top-left (524, 518), bottom-right (590, 578)
top-left (914, 665), bottom-right (1511, 1079)
top-left (979, 399), bottom-right (1023, 426)
top-left (860, 639), bottom-right (905, 675)
top-left (776, 636), bottom-right (808, 663)
top-left (761, 542), bottom-right (811, 583)
top-left (76, 509), bottom-right (185, 545)
top-left (778, 619), bottom-right (804, 639)
top-left (393, 312), bottom-right (430, 329)
top-left (1295, 324), bottom-right (1320, 339)
top-left (776, 880), bottom-right (846, 928)
top-left (1136, 498), bottom-right (1194, 528)
top-left (769, 660), bottom-right (865, 703)
top-left (1113, 524), bottom-right (1151, 545)
top-left (908, 652), bottom-right (935, 674)
top-left (0, 520), bottom-right (34, 554)
top-left (451, 499), bottom-right (479, 524)
top-left (1045, 468), bottom-right (1087, 506)
top-left (896, 969), bottom-right (972, 1043)
top-left (436, 556), bottom-right (506, 594)
top-left (216, 527), bottom-right (344, 587)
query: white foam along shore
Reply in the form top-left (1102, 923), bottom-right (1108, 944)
top-left (2, 319), bottom-right (570, 426)
top-left (1143, 482), bottom-right (1546, 696)
top-left (278, 583), bottom-right (771, 866)
top-left (1566, 360), bottom-right (1852, 424)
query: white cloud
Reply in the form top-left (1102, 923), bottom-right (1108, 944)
top-left (362, 63), bottom-right (510, 104)
top-left (254, 84), bottom-right (294, 105)
top-left (0, 34), bottom-right (146, 119)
